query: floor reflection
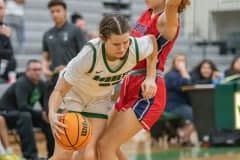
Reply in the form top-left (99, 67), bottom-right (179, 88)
top-left (122, 130), bottom-right (240, 160)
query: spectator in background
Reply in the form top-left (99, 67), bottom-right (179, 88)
top-left (191, 59), bottom-right (221, 84)
top-left (0, 0), bottom-right (16, 83)
top-left (224, 55), bottom-right (240, 77)
top-left (71, 12), bottom-right (97, 40)
top-left (0, 115), bottom-right (21, 159)
top-left (0, 60), bottom-right (54, 160)
top-left (164, 54), bottom-right (194, 144)
top-left (42, 0), bottom-right (87, 112)
top-left (5, 0), bottom-right (25, 52)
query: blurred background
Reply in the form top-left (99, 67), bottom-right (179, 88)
top-left (0, 0), bottom-right (240, 160)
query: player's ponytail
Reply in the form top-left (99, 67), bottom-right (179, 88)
top-left (178, 0), bottom-right (191, 13)
top-left (99, 15), bottom-right (130, 40)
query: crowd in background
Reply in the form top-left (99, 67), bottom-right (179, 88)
top-left (0, 0), bottom-right (94, 159)
top-left (0, 0), bottom-right (240, 159)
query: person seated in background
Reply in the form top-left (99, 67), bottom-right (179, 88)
top-left (191, 59), bottom-right (222, 85)
top-left (0, 115), bottom-right (21, 160)
top-left (225, 55), bottom-right (240, 77)
top-left (164, 54), bottom-right (195, 145)
top-left (0, 59), bottom-right (54, 160)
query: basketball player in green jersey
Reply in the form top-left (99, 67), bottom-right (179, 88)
top-left (48, 15), bottom-right (159, 160)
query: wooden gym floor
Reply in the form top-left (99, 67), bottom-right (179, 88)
top-left (9, 132), bottom-right (240, 160)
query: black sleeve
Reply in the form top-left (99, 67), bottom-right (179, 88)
top-left (42, 32), bottom-right (49, 52)
top-left (39, 82), bottom-right (47, 112)
top-left (0, 36), bottom-right (13, 60)
top-left (15, 80), bottom-right (33, 112)
top-left (74, 27), bottom-right (87, 53)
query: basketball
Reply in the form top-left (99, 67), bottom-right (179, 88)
top-left (56, 112), bottom-right (92, 150)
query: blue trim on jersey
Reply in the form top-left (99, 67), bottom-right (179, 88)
top-left (132, 95), bottom-right (155, 121)
top-left (131, 76), bottom-right (159, 121)
top-left (156, 35), bottom-right (169, 68)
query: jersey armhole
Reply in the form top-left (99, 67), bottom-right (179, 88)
top-left (86, 42), bottom-right (97, 73)
top-left (133, 37), bottom-right (140, 64)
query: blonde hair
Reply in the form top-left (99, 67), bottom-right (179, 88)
top-left (170, 54), bottom-right (186, 71)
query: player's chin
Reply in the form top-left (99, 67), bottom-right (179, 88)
top-left (114, 53), bottom-right (125, 59)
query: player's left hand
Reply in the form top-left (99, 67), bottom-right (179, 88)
top-left (141, 77), bottom-right (157, 99)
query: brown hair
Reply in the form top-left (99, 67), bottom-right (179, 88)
top-left (178, 0), bottom-right (191, 13)
top-left (48, 0), bottom-right (67, 10)
top-left (99, 15), bottom-right (130, 40)
top-left (192, 59), bottom-right (218, 78)
top-left (229, 55), bottom-right (240, 74)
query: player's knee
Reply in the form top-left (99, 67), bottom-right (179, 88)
top-left (82, 149), bottom-right (97, 160)
top-left (98, 138), bottom-right (111, 153)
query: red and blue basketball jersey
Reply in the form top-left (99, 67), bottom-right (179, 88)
top-left (115, 9), bottom-right (180, 130)
top-left (131, 9), bottom-right (179, 71)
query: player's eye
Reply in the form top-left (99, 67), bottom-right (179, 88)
top-left (113, 43), bottom-right (121, 46)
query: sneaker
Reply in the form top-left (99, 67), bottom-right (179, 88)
top-left (0, 154), bottom-right (22, 160)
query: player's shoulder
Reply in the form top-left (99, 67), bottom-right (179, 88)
top-left (129, 36), bottom-right (141, 54)
top-left (75, 38), bottom-right (101, 59)
top-left (143, 9), bottom-right (152, 15)
top-left (131, 35), bottom-right (151, 44)
top-left (139, 9), bottom-right (152, 18)
top-left (87, 38), bottom-right (102, 49)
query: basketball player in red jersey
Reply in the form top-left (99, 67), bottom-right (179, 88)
top-left (98, 0), bottom-right (191, 159)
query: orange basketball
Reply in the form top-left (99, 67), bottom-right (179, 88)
top-left (56, 112), bottom-right (92, 150)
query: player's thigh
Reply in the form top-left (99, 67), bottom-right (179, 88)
top-left (82, 95), bottom-right (111, 145)
top-left (73, 117), bottom-right (107, 158)
top-left (100, 109), bottom-right (143, 148)
top-left (87, 118), bottom-right (107, 146)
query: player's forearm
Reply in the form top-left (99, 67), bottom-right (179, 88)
top-left (146, 35), bottom-right (158, 79)
top-left (48, 78), bottom-right (72, 114)
top-left (157, 0), bottom-right (179, 41)
top-left (48, 90), bottom-right (64, 114)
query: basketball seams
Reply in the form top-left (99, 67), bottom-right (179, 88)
top-left (63, 114), bottom-right (75, 148)
top-left (74, 117), bottom-right (92, 149)
top-left (56, 117), bottom-right (75, 149)
top-left (56, 113), bottom-right (92, 150)
top-left (73, 113), bottom-right (81, 147)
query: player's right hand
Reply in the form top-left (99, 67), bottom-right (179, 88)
top-left (141, 77), bottom-right (157, 99)
top-left (49, 111), bottom-right (67, 139)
